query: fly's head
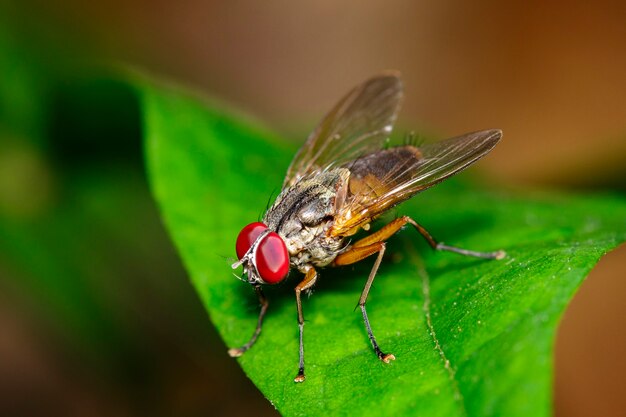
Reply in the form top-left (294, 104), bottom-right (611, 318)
top-left (232, 222), bottom-right (290, 285)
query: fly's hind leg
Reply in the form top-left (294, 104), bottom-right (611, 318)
top-left (398, 216), bottom-right (506, 259)
top-left (332, 215), bottom-right (505, 363)
top-left (354, 216), bottom-right (505, 259)
top-left (333, 241), bottom-right (395, 363)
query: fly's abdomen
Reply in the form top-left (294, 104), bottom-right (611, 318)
top-left (346, 146), bottom-right (422, 201)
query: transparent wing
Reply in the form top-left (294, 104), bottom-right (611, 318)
top-left (331, 129), bottom-right (502, 236)
top-left (283, 72), bottom-right (403, 189)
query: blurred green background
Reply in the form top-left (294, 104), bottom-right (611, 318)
top-left (0, 1), bottom-right (624, 416)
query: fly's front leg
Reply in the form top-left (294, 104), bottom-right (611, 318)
top-left (228, 285), bottom-right (268, 357)
top-left (333, 242), bottom-right (395, 363)
top-left (294, 266), bottom-right (318, 383)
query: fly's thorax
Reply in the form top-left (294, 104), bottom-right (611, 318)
top-left (263, 168), bottom-right (350, 265)
top-left (291, 233), bottom-right (345, 268)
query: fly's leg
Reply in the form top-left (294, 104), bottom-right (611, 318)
top-left (333, 242), bottom-right (395, 363)
top-left (228, 286), bottom-right (269, 357)
top-left (294, 267), bottom-right (318, 383)
top-left (405, 217), bottom-right (505, 259)
top-left (358, 216), bottom-right (505, 259)
top-left (331, 215), bottom-right (504, 364)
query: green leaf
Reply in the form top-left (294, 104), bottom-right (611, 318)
top-left (141, 79), bottom-right (626, 417)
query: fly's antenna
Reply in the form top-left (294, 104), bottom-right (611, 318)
top-left (222, 255), bottom-right (238, 266)
top-left (225, 255), bottom-right (244, 270)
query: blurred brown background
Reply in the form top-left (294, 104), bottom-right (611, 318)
top-left (0, 1), bottom-right (624, 416)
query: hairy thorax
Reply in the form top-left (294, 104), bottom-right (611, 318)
top-left (263, 169), bottom-right (349, 271)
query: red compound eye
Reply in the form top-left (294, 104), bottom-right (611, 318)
top-left (254, 232), bottom-right (289, 284)
top-left (236, 222), bottom-right (268, 260)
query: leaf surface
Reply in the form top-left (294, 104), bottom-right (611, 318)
top-left (142, 80), bottom-right (626, 417)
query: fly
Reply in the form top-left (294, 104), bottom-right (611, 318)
top-left (229, 71), bottom-right (505, 382)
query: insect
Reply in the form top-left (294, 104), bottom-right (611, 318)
top-left (229, 72), bottom-right (505, 382)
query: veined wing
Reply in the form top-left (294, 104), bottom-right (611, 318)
top-left (283, 72), bottom-right (403, 189)
top-left (331, 129), bottom-right (502, 236)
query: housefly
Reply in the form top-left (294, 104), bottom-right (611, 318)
top-left (229, 72), bottom-right (505, 382)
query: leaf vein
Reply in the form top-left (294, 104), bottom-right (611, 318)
top-left (410, 245), bottom-right (467, 417)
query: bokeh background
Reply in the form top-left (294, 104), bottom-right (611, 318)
top-left (1, 1), bottom-right (624, 416)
